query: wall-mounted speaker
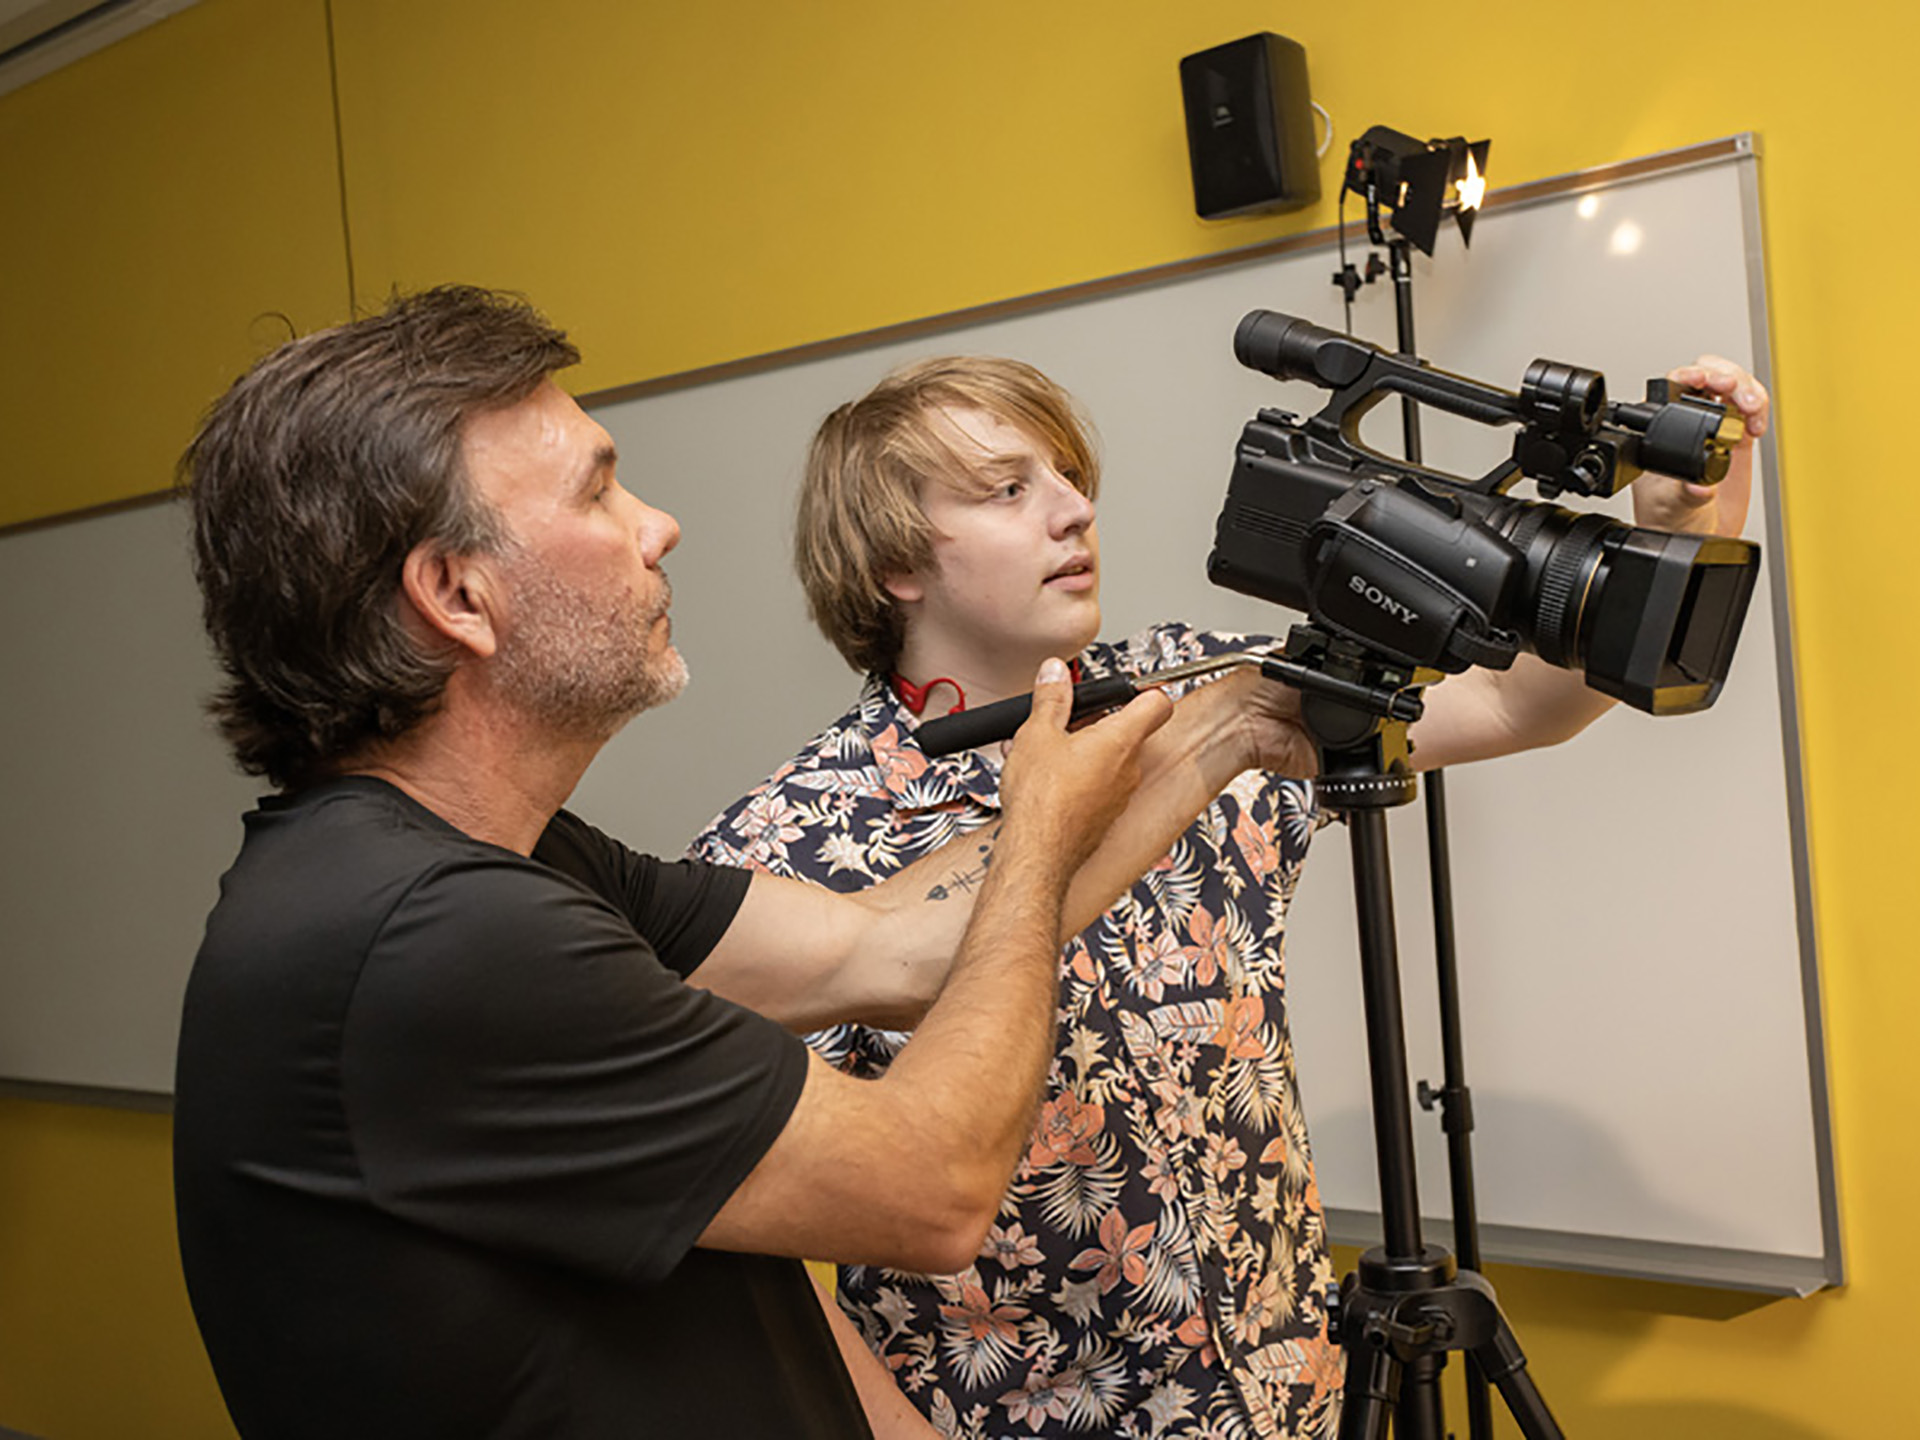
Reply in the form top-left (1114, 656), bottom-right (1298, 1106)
top-left (1179, 33), bottom-right (1319, 220)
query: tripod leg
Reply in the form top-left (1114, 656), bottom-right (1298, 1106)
top-left (1423, 770), bottom-right (1496, 1440)
top-left (1464, 1354), bottom-right (1496, 1440)
top-left (1338, 1335), bottom-right (1400, 1440)
top-left (1475, 1312), bottom-right (1566, 1440)
top-left (1347, 810), bottom-right (1425, 1259)
top-left (1392, 1353), bottom-right (1446, 1440)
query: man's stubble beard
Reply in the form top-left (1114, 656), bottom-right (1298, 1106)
top-left (491, 549), bottom-right (688, 742)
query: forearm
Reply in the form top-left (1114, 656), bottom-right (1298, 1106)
top-left (689, 831), bottom-right (999, 1033)
top-left (699, 811), bottom-right (1074, 1271)
top-left (1409, 655), bottom-right (1613, 770)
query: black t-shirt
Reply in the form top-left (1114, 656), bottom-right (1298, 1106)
top-left (174, 777), bottom-right (869, 1439)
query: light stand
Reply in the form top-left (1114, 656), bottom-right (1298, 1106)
top-left (1330, 125), bottom-right (1516, 1440)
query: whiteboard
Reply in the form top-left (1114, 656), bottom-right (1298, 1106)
top-left (574, 137), bottom-right (1834, 1293)
top-left (0, 500), bottom-right (259, 1100)
top-left (0, 138), bottom-right (1837, 1292)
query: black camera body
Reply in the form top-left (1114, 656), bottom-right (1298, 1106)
top-left (1208, 313), bottom-right (1761, 715)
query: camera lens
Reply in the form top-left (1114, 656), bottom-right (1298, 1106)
top-left (1475, 494), bottom-right (1758, 713)
top-left (1484, 499), bottom-right (1617, 668)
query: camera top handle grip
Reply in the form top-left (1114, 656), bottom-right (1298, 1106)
top-left (1236, 311), bottom-right (1520, 429)
top-left (1233, 310), bottom-right (1739, 493)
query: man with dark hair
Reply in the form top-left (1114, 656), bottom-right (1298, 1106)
top-left (173, 287), bottom-right (1321, 1439)
top-left (692, 353), bottom-right (1768, 1438)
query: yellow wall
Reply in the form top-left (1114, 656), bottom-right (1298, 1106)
top-left (0, 0), bottom-right (349, 529)
top-left (3, 0), bottom-right (1916, 1435)
top-left (0, 1099), bottom-right (224, 1436)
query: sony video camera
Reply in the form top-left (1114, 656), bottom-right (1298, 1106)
top-left (1208, 312), bottom-right (1761, 715)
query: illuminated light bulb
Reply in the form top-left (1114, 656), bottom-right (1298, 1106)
top-left (1609, 220), bottom-right (1644, 256)
top-left (1577, 194), bottom-right (1601, 220)
top-left (1455, 152), bottom-right (1486, 212)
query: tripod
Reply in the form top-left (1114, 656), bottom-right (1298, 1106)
top-left (1280, 626), bottom-right (1563, 1440)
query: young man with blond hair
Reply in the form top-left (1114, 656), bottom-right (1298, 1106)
top-left (693, 352), bottom-right (1766, 1438)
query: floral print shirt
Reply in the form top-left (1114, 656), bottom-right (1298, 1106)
top-left (690, 622), bottom-right (1340, 1439)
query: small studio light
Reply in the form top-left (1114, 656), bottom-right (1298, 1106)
top-left (1342, 126), bottom-right (1492, 254)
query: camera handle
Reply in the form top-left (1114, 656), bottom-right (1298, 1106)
top-left (913, 647), bottom-right (1423, 759)
top-left (1291, 626), bottom-right (1563, 1440)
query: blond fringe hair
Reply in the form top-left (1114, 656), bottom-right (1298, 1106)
top-left (796, 356), bottom-right (1101, 674)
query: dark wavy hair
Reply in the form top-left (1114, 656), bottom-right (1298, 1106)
top-left (181, 285), bottom-right (580, 790)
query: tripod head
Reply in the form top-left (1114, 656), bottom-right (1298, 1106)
top-left (1272, 622), bottom-right (1438, 812)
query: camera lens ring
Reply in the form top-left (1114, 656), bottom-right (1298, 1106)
top-left (1536, 512), bottom-right (1617, 665)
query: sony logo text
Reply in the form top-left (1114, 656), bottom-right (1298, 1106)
top-left (1349, 573), bottom-right (1420, 625)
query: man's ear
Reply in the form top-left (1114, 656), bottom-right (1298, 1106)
top-left (881, 570), bottom-right (924, 605)
top-left (400, 543), bottom-right (501, 660)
